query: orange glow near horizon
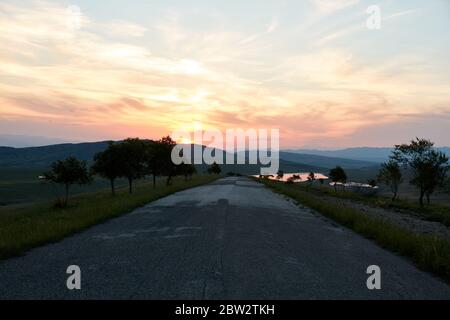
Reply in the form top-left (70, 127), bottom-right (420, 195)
top-left (0, 1), bottom-right (449, 148)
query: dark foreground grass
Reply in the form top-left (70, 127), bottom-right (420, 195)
top-left (259, 179), bottom-right (450, 281)
top-left (301, 184), bottom-right (450, 227)
top-left (0, 175), bottom-right (219, 261)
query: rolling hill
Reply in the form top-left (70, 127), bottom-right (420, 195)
top-left (0, 141), bottom-right (111, 168)
top-left (279, 151), bottom-right (378, 169)
top-left (1, 141), bottom-right (369, 172)
top-left (285, 147), bottom-right (450, 163)
top-left (0, 141), bottom-right (392, 205)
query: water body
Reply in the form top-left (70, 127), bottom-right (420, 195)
top-left (254, 172), bottom-right (329, 183)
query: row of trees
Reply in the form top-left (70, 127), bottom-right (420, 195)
top-left (43, 137), bottom-right (221, 206)
top-left (377, 138), bottom-right (449, 205)
top-left (90, 136), bottom-right (191, 195)
top-left (317, 138), bottom-right (448, 206)
top-left (276, 171), bottom-right (326, 186)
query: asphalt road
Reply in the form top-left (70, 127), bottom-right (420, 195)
top-left (1, 177), bottom-right (449, 299)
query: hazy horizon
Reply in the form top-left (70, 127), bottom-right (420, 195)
top-left (1, 0), bottom-right (449, 149)
top-left (1, 133), bottom-right (449, 150)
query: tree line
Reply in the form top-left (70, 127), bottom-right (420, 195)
top-left (43, 136), bottom-right (221, 206)
top-left (327, 138), bottom-right (449, 206)
top-left (379, 138), bottom-right (448, 206)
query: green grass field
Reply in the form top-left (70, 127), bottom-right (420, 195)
top-left (0, 168), bottom-right (135, 205)
top-left (0, 175), bottom-right (219, 261)
top-left (259, 179), bottom-right (450, 281)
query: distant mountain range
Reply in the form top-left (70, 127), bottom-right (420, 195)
top-left (0, 134), bottom-right (79, 148)
top-left (0, 141), bottom-right (111, 168)
top-left (284, 147), bottom-right (450, 163)
top-left (0, 142), bottom-right (325, 175)
top-left (2, 141), bottom-right (448, 177)
top-left (279, 151), bottom-right (377, 169)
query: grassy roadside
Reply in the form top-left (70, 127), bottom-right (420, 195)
top-left (0, 175), bottom-right (220, 261)
top-left (258, 179), bottom-right (450, 281)
top-left (298, 184), bottom-right (450, 227)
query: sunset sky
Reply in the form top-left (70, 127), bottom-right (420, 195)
top-left (0, 0), bottom-right (449, 148)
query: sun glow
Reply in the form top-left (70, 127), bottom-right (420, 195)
top-left (0, 1), bottom-right (449, 147)
top-left (178, 137), bottom-right (193, 145)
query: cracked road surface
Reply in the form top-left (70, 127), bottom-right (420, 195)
top-left (1, 177), bottom-right (449, 299)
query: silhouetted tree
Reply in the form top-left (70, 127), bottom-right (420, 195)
top-left (329, 166), bottom-right (347, 192)
top-left (156, 136), bottom-right (177, 185)
top-left (377, 160), bottom-right (403, 201)
top-left (423, 152), bottom-right (449, 205)
top-left (276, 170), bottom-right (284, 180)
top-left (180, 163), bottom-right (197, 180)
top-left (286, 176), bottom-right (295, 184)
top-left (307, 172), bottom-right (315, 186)
top-left (143, 140), bottom-right (160, 188)
top-left (43, 157), bottom-right (91, 207)
top-left (116, 138), bottom-right (147, 193)
top-left (91, 142), bottom-right (122, 196)
top-left (207, 162), bottom-right (221, 175)
top-left (367, 179), bottom-right (377, 188)
top-left (392, 138), bottom-right (448, 206)
top-left (445, 177), bottom-right (450, 195)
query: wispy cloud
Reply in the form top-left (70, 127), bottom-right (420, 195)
top-left (384, 8), bottom-right (418, 21)
top-left (0, 0), bottom-right (449, 147)
top-left (309, 0), bottom-right (360, 13)
top-left (314, 24), bottom-right (362, 46)
top-left (97, 20), bottom-right (148, 37)
top-left (239, 16), bottom-right (279, 44)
